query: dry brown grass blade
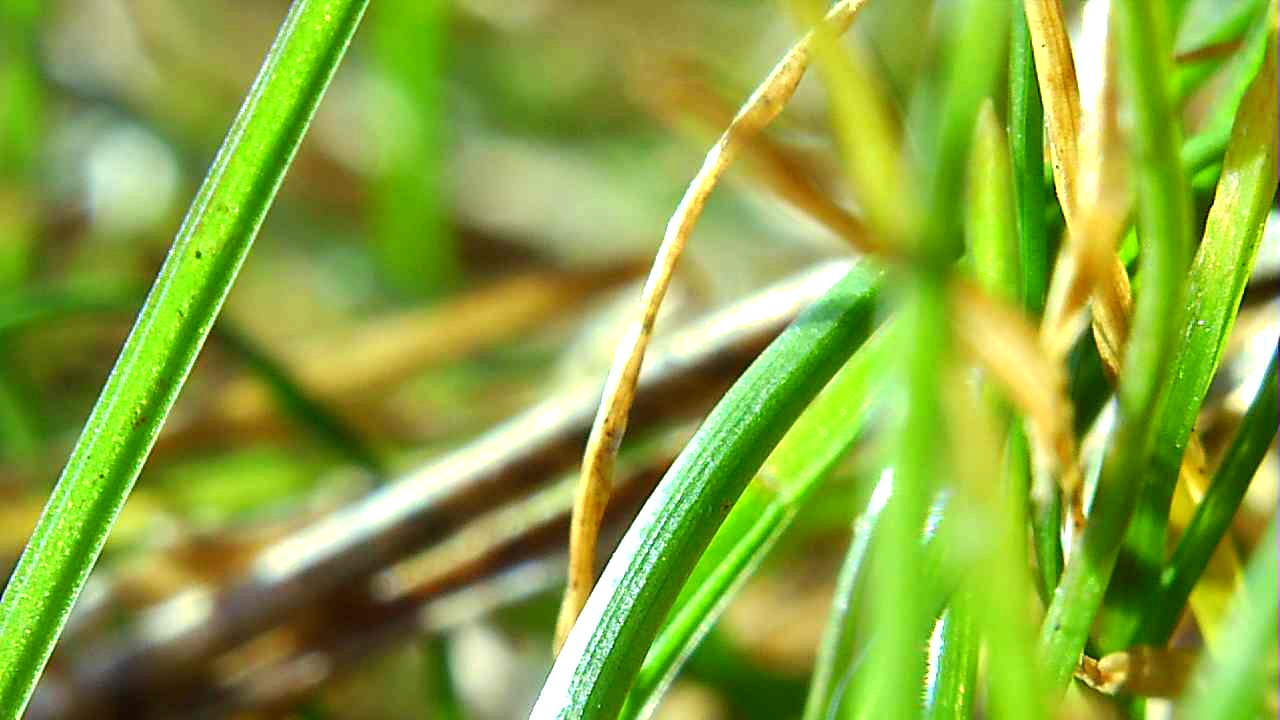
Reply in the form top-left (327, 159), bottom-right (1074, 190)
top-left (949, 279), bottom-right (1081, 514)
top-left (554, 0), bottom-right (872, 651)
top-left (1041, 4), bottom-right (1128, 368)
top-left (636, 70), bottom-right (876, 252)
top-left (1022, 0), bottom-right (1083, 228)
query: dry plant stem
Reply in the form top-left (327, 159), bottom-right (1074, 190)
top-left (640, 74), bottom-right (872, 248)
top-left (555, 0), bottom-right (871, 649)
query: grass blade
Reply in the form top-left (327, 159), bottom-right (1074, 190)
top-left (1172, 0), bottom-right (1267, 102)
top-left (964, 100), bottom-right (1048, 720)
top-left (1008, 0), bottom-right (1050, 318)
top-left (802, 471), bottom-right (892, 720)
top-left (621, 325), bottom-right (892, 719)
top-left (533, 263), bottom-right (882, 719)
top-left (1179, 517), bottom-right (1279, 720)
top-left (0, 1), bottom-right (368, 715)
top-left (1144, 356), bottom-right (1278, 644)
top-left (866, 278), bottom-right (946, 720)
top-left (371, 0), bottom-right (459, 299)
top-left (557, 0), bottom-right (875, 645)
top-left (212, 322), bottom-right (385, 475)
top-left (1097, 29), bottom-right (1277, 652)
top-left (1037, 0), bottom-right (1193, 690)
top-left (924, 592), bottom-right (980, 720)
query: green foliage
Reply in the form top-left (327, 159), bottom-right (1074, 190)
top-left (532, 264), bottom-right (882, 718)
top-left (0, 1), bottom-right (369, 716)
top-left (622, 325), bottom-right (892, 719)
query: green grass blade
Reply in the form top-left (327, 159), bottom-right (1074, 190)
top-left (0, 0), bottom-right (43, 292)
top-left (1008, 0), bottom-right (1050, 318)
top-left (866, 278), bottom-right (947, 720)
top-left (0, 2), bottom-right (369, 715)
top-left (213, 322), bottom-right (384, 475)
top-left (802, 471), bottom-right (892, 720)
top-left (965, 100), bottom-right (1047, 720)
top-left (796, 0), bottom-right (916, 246)
top-left (531, 264), bottom-right (882, 720)
top-left (1179, 517), bottom-right (1279, 720)
top-left (924, 591), bottom-right (980, 720)
top-left (1144, 356), bottom-right (1278, 644)
top-left (968, 102), bottom-right (1019, 304)
top-left (1179, 1), bottom-right (1275, 174)
top-left (1037, 0), bottom-right (1193, 689)
top-left (0, 281), bottom-right (379, 473)
top-left (621, 325), bottom-right (892, 720)
top-left (371, 0), bottom-right (459, 299)
top-left (421, 636), bottom-right (465, 720)
top-left (0, 368), bottom-right (40, 461)
top-left (1172, 0), bottom-right (1266, 102)
top-left (0, 281), bottom-right (142, 337)
top-left (1097, 30), bottom-right (1277, 652)
top-left (923, 0), bottom-right (1008, 258)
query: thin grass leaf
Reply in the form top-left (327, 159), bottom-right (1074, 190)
top-left (924, 591), bottom-right (980, 720)
top-left (1179, 517), bottom-right (1279, 720)
top-left (1172, 0), bottom-right (1267, 101)
top-left (557, 0), bottom-right (875, 646)
top-left (534, 264), bottom-right (882, 720)
top-left (987, 421), bottom-right (1050, 720)
top-left (0, 2), bottom-right (368, 715)
top-left (865, 0), bottom-right (1008, 705)
top-left (1143, 356), bottom-right (1278, 644)
top-left (866, 278), bottom-right (946, 720)
top-left (0, 281), bottom-right (142, 337)
top-left (0, 370), bottom-right (40, 461)
top-left (213, 322), bottom-right (384, 476)
top-left (969, 103), bottom-right (1019, 303)
top-left (922, 0), bottom-right (1009, 257)
top-left (957, 107), bottom-right (1044, 717)
top-left (1097, 32), bottom-right (1277, 652)
top-left (1008, 0), bottom-right (1049, 317)
top-left (1180, 0), bottom-right (1275, 158)
top-left (0, 281), bottom-right (383, 473)
top-left (621, 325), bottom-right (892, 720)
top-left (371, 0), bottom-right (459, 299)
top-left (0, 0), bottom-right (43, 291)
top-left (802, 471), bottom-right (892, 720)
top-left (420, 637), bottom-right (465, 720)
top-left (1008, 0), bottom-right (1062, 602)
top-left (794, 0), bottom-right (916, 246)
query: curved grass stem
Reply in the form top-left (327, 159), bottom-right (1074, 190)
top-left (556, 0), bottom-right (875, 649)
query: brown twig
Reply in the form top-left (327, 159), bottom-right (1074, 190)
top-left (555, 0), bottom-right (872, 650)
